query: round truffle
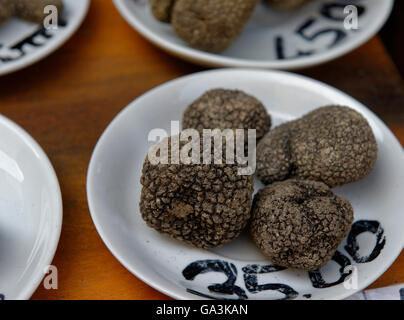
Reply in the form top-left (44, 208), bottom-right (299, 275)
top-left (183, 89), bottom-right (271, 142)
top-left (150, 0), bottom-right (175, 23)
top-left (14, 0), bottom-right (63, 24)
top-left (257, 106), bottom-right (378, 187)
top-left (172, 0), bottom-right (259, 53)
top-left (250, 179), bottom-right (354, 270)
top-left (140, 133), bottom-right (254, 249)
top-left (264, 0), bottom-right (308, 11)
top-left (0, 0), bottom-right (14, 26)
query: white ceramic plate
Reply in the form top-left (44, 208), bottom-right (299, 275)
top-left (0, 0), bottom-right (90, 76)
top-left (87, 69), bottom-right (404, 300)
top-left (113, 0), bottom-right (393, 69)
top-left (0, 115), bottom-right (62, 300)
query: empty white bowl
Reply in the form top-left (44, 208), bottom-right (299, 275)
top-left (0, 115), bottom-right (62, 300)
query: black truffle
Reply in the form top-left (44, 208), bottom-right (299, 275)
top-left (171, 0), bottom-right (259, 53)
top-left (264, 0), bottom-right (308, 10)
top-left (140, 133), bottom-right (254, 249)
top-left (183, 89), bottom-right (271, 142)
top-left (257, 106), bottom-right (378, 187)
top-left (0, 0), bottom-right (14, 25)
top-left (14, 0), bottom-right (63, 24)
top-left (250, 179), bottom-right (354, 270)
top-left (150, 0), bottom-right (175, 23)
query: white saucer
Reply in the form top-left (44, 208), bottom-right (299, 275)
top-left (87, 69), bottom-right (404, 300)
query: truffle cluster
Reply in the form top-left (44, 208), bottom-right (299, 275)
top-left (139, 89), bottom-right (378, 271)
top-left (0, 0), bottom-right (63, 26)
top-left (150, 0), bottom-right (259, 52)
top-left (140, 135), bottom-right (254, 249)
top-left (183, 89), bottom-right (271, 141)
top-left (250, 179), bottom-right (354, 270)
top-left (257, 106), bottom-right (378, 187)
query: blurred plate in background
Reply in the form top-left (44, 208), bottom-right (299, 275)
top-left (114, 0), bottom-right (393, 69)
top-left (0, 0), bottom-right (90, 76)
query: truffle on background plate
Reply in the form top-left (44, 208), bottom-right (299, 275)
top-left (171, 0), bottom-right (259, 53)
top-left (250, 179), bottom-right (354, 270)
top-left (264, 0), bottom-right (308, 11)
top-left (139, 133), bottom-right (254, 249)
top-left (182, 89), bottom-right (271, 142)
top-left (0, 0), bottom-right (14, 26)
top-left (257, 106), bottom-right (378, 187)
top-left (150, 0), bottom-right (175, 23)
top-left (14, 0), bottom-right (63, 24)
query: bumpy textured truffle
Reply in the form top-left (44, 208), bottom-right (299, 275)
top-left (264, 0), bottom-right (308, 10)
top-left (257, 106), bottom-right (378, 187)
top-left (250, 179), bottom-right (354, 270)
top-left (140, 134), bottom-right (254, 249)
top-left (171, 0), bottom-right (259, 53)
top-left (0, 0), bottom-right (14, 25)
top-left (150, 0), bottom-right (175, 23)
top-left (14, 0), bottom-right (63, 24)
top-left (183, 89), bottom-right (271, 142)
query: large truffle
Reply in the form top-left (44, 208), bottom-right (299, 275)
top-left (0, 0), bottom-right (14, 26)
top-left (14, 0), bottom-right (63, 24)
top-left (264, 0), bottom-right (308, 10)
top-left (140, 133), bottom-right (254, 249)
top-left (171, 0), bottom-right (259, 53)
top-left (257, 106), bottom-right (378, 187)
top-left (150, 0), bottom-right (175, 23)
top-left (250, 179), bottom-right (354, 270)
top-left (183, 89), bottom-right (271, 142)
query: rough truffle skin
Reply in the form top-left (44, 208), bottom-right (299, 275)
top-left (14, 0), bottom-right (63, 24)
top-left (0, 0), bottom-right (14, 26)
top-left (264, 0), bottom-right (308, 10)
top-left (183, 89), bottom-right (271, 142)
top-left (250, 179), bottom-right (354, 270)
top-left (172, 0), bottom-right (259, 53)
top-left (140, 135), bottom-right (254, 249)
top-left (150, 0), bottom-right (176, 23)
top-left (257, 106), bottom-right (378, 187)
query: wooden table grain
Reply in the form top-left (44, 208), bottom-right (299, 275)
top-left (0, 1), bottom-right (402, 300)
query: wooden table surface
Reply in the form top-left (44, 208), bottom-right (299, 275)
top-left (0, 1), bottom-right (402, 300)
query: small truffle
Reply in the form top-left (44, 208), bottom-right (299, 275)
top-left (14, 0), bottom-right (63, 24)
top-left (250, 179), bottom-right (354, 270)
top-left (0, 0), bottom-right (14, 26)
top-left (257, 106), bottom-right (378, 187)
top-left (140, 133), bottom-right (254, 249)
top-left (171, 0), bottom-right (259, 53)
top-left (264, 0), bottom-right (308, 10)
top-left (150, 0), bottom-right (176, 23)
top-left (183, 89), bottom-right (271, 142)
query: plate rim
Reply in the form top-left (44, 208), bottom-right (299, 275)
top-left (113, 0), bottom-right (394, 69)
top-left (0, 114), bottom-right (63, 300)
top-left (87, 68), bottom-right (404, 300)
top-left (0, 0), bottom-right (91, 76)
